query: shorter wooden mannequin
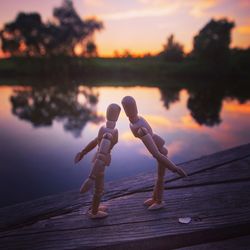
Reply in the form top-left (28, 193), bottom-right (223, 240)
top-left (75, 103), bottom-right (121, 219)
top-left (122, 96), bottom-right (187, 210)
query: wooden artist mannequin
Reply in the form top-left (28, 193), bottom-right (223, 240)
top-left (121, 96), bottom-right (187, 210)
top-left (74, 103), bottom-right (121, 219)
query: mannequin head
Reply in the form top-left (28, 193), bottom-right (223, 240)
top-left (121, 96), bottom-right (139, 123)
top-left (106, 103), bottom-right (121, 128)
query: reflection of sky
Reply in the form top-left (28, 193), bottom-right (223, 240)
top-left (0, 85), bottom-right (250, 207)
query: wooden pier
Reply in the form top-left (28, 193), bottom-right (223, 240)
top-left (0, 143), bottom-right (250, 249)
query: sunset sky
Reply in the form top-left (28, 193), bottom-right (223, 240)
top-left (0, 0), bottom-right (250, 57)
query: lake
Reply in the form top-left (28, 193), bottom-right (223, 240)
top-left (0, 83), bottom-right (250, 208)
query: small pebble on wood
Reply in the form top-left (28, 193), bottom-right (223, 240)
top-left (178, 217), bottom-right (192, 224)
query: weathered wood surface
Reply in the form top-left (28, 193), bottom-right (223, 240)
top-left (178, 235), bottom-right (250, 250)
top-left (0, 143), bottom-right (250, 249)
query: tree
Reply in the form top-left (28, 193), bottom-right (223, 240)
top-left (192, 18), bottom-right (235, 63)
top-left (51, 0), bottom-right (103, 56)
top-left (122, 49), bottom-right (133, 58)
top-left (85, 41), bottom-right (98, 57)
top-left (160, 34), bottom-right (184, 62)
top-left (0, 0), bottom-right (103, 57)
top-left (0, 13), bottom-right (45, 56)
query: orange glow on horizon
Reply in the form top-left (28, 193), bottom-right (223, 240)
top-left (224, 101), bottom-right (250, 114)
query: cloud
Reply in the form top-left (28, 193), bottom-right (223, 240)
top-left (100, 2), bottom-right (180, 20)
top-left (190, 0), bottom-right (218, 18)
top-left (138, 0), bottom-right (174, 7)
top-left (83, 0), bottom-right (104, 7)
top-left (239, 0), bottom-right (250, 8)
top-left (143, 115), bottom-right (172, 127)
top-left (139, 0), bottom-right (219, 18)
top-left (181, 115), bottom-right (201, 129)
top-left (167, 140), bottom-right (185, 157)
top-left (120, 131), bottom-right (135, 142)
top-left (99, 0), bottom-right (220, 21)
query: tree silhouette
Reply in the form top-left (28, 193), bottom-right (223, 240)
top-left (160, 34), bottom-right (184, 62)
top-left (51, 0), bottom-right (103, 56)
top-left (0, 0), bottom-right (103, 57)
top-left (193, 18), bottom-right (235, 63)
top-left (0, 13), bottom-right (45, 56)
top-left (85, 41), bottom-right (98, 57)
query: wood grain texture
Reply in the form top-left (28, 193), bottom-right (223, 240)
top-left (0, 143), bottom-right (250, 249)
top-left (177, 235), bottom-right (250, 250)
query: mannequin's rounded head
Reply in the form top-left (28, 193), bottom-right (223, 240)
top-left (121, 96), bottom-right (138, 119)
top-left (106, 103), bottom-right (121, 122)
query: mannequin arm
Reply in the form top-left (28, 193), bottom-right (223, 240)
top-left (74, 137), bottom-right (98, 164)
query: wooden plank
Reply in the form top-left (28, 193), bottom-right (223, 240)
top-left (0, 143), bottom-right (250, 231)
top-left (106, 143), bottom-right (250, 195)
top-left (0, 190), bottom-right (92, 231)
top-left (177, 235), bottom-right (250, 250)
top-left (167, 156), bottom-right (250, 189)
top-left (0, 180), bottom-right (250, 249)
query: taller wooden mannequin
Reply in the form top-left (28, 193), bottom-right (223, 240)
top-left (121, 96), bottom-right (187, 210)
top-left (74, 103), bottom-right (121, 219)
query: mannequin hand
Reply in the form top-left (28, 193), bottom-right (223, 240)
top-left (74, 152), bottom-right (84, 164)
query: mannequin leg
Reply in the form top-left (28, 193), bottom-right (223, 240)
top-left (147, 147), bottom-right (167, 210)
top-left (153, 163), bottom-right (166, 204)
top-left (80, 158), bottom-right (105, 194)
top-left (92, 172), bottom-right (104, 214)
top-left (87, 164), bottom-right (108, 219)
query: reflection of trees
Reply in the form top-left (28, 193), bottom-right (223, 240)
top-left (159, 82), bottom-right (250, 127)
top-left (10, 86), bottom-right (104, 137)
top-left (226, 84), bottom-right (250, 104)
top-left (159, 87), bottom-right (181, 109)
top-left (187, 87), bottom-right (223, 126)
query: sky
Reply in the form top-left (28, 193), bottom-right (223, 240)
top-left (0, 0), bottom-right (250, 57)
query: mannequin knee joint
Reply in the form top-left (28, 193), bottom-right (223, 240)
top-left (138, 127), bottom-right (149, 137)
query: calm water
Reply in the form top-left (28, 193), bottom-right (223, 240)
top-left (0, 84), bottom-right (250, 207)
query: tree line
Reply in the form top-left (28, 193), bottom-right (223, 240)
top-left (160, 18), bottom-right (235, 64)
top-left (0, 0), bottom-right (249, 65)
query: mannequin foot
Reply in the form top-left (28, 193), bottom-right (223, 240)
top-left (99, 205), bottom-right (108, 212)
top-left (148, 201), bottom-right (165, 210)
top-left (87, 205), bottom-right (108, 212)
top-left (144, 198), bottom-right (155, 207)
top-left (87, 210), bottom-right (108, 219)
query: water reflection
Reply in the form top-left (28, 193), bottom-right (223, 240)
top-left (160, 87), bottom-right (181, 110)
top-left (160, 82), bottom-right (250, 126)
top-left (187, 87), bottom-right (223, 126)
top-left (1, 82), bottom-right (250, 208)
top-left (10, 86), bottom-right (104, 137)
top-left (9, 83), bottom-right (250, 133)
